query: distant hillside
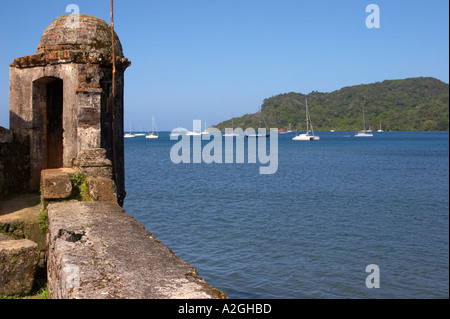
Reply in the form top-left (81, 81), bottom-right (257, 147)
top-left (214, 77), bottom-right (449, 131)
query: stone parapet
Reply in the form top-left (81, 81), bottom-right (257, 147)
top-left (47, 202), bottom-right (227, 299)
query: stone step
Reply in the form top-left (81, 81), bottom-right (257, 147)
top-left (0, 239), bottom-right (39, 297)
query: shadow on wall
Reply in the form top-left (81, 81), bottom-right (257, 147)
top-left (0, 122), bottom-right (31, 199)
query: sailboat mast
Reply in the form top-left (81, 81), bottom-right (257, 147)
top-left (259, 106), bottom-right (262, 129)
top-left (363, 108), bottom-right (366, 132)
top-left (306, 99), bottom-right (309, 133)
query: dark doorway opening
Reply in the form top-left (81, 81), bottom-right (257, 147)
top-left (46, 79), bottom-right (63, 169)
top-left (31, 77), bottom-right (64, 190)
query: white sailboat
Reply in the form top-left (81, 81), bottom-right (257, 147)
top-left (124, 119), bottom-right (135, 138)
top-left (377, 123), bottom-right (384, 132)
top-left (246, 107), bottom-right (269, 138)
top-left (169, 131), bottom-right (183, 137)
top-left (135, 124), bottom-right (145, 136)
top-left (186, 131), bottom-right (202, 136)
top-left (169, 122), bottom-right (184, 137)
top-left (355, 108), bottom-right (373, 137)
top-left (223, 114), bottom-right (239, 137)
top-left (146, 116), bottom-right (159, 139)
top-left (292, 99), bottom-right (320, 141)
top-left (201, 122), bottom-right (210, 135)
top-left (187, 119), bottom-right (202, 136)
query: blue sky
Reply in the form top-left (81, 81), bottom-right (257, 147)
top-left (0, 0), bottom-right (448, 131)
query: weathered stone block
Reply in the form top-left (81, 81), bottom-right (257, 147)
top-left (0, 127), bottom-right (13, 144)
top-left (86, 177), bottom-right (117, 203)
top-left (0, 239), bottom-right (39, 296)
top-left (72, 148), bottom-right (113, 179)
top-left (41, 169), bottom-right (73, 200)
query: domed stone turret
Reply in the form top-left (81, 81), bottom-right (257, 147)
top-left (11, 15), bottom-right (129, 69)
top-left (37, 15), bottom-right (124, 59)
top-left (10, 15), bottom-right (130, 205)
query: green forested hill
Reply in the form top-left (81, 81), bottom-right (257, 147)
top-left (214, 77), bottom-right (449, 131)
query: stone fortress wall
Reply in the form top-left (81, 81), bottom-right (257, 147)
top-left (0, 15), bottom-right (226, 299)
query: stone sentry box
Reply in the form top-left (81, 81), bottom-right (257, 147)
top-left (9, 15), bottom-right (131, 205)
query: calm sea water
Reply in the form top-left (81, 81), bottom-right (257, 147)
top-left (123, 131), bottom-right (449, 299)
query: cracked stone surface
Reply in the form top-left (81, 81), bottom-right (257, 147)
top-left (47, 201), bottom-right (226, 299)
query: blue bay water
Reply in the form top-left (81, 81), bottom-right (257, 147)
top-left (123, 132), bottom-right (449, 299)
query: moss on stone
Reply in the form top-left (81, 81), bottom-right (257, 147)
top-left (37, 209), bottom-right (48, 234)
top-left (69, 173), bottom-right (90, 202)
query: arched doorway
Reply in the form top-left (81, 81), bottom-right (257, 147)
top-left (32, 77), bottom-right (64, 186)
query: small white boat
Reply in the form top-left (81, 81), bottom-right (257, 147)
top-left (223, 132), bottom-right (240, 137)
top-left (355, 131), bottom-right (374, 137)
top-left (286, 123), bottom-right (293, 134)
top-left (223, 116), bottom-right (240, 137)
top-left (146, 116), bottom-right (159, 139)
top-left (186, 131), bottom-right (202, 136)
top-left (293, 99), bottom-right (320, 141)
top-left (246, 107), bottom-right (270, 138)
top-left (377, 123), bottom-right (384, 132)
top-left (169, 132), bottom-right (182, 137)
top-left (293, 133), bottom-right (320, 141)
top-left (279, 124), bottom-right (293, 134)
top-left (355, 109), bottom-right (373, 137)
top-left (135, 124), bottom-right (145, 136)
top-left (246, 131), bottom-right (270, 138)
top-left (124, 119), bottom-right (135, 138)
